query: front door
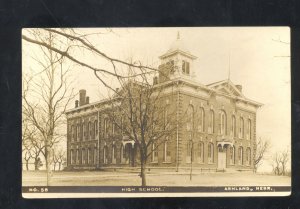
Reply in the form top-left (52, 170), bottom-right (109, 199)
top-left (218, 147), bottom-right (226, 170)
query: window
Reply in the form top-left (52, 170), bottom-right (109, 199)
top-left (220, 111), bottom-right (227, 135)
top-left (209, 110), bottom-right (214, 133)
top-left (112, 121), bottom-right (115, 135)
top-left (94, 120), bottom-right (98, 138)
top-left (76, 149), bottom-right (79, 164)
top-left (247, 119), bottom-right (251, 140)
top-left (151, 143), bottom-right (158, 162)
top-left (238, 146), bottom-right (243, 165)
top-left (163, 140), bottom-right (171, 162)
top-left (104, 118), bottom-right (108, 137)
top-left (164, 106), bottom-right (169, 129)
top-left (81, 148), bottom-right (85, 164)
top-left (246, 148), bottom-right (251, 166)
top-left (103, 146), bottom-right (108, 164)
top-left (83, 122), bottom-right (86, 140)
top-left (167, 60), bottom-right (175, 74)
top-left (88, 121), bottom-right (92, 140)
top-left (187, 105), bottom-right (194, 131)
top-left (77, 124), bottom-right (81, 141)
top-left (70, 150), bottom-right (74, 164)
top-left (208, 143), bottom-right (214, 163)
top-left (93, 148), bottom-right (97, 164)
top-left (186, 141), bottom-right (193, 163)
top-left (112, 145), bottom-right (116, 163)
top-left (232, 115), bottom-right (236, 137)
top-left (87, 148), bottom-right (90, 164)
top-left (74, 125), bottom-right (78, 141)
top-left (240, 117), bottom-right (244, 138)
top-left (71, 125), bottom-right (75, 141)
top-left (197, 142), bottom-right (204, 163)
top-left (230, 146), bottom-right (235, 164)
top-left (198, 107), bottom-right (205, 132)
top-left (120, 116), bottom-right (124, 134)
top-left (182, 60), bottom-right (190, 75)
top-left (81, 124), bottom-right (84, 141)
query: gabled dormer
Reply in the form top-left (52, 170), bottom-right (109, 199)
top-left (158, 32), bottom-right (197, 83)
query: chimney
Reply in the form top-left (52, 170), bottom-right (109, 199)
top-left (75, 100), bottom-right (79, 108)
top-left (235, 85), bottom-right (242, 92)
top-left (79, 89), bottom-right (86, 106)
top-left (86, 96), bottom-right (89, 104)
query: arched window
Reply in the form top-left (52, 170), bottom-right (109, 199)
top-left (76, 149), bottom-right (79, 164)
top-left (88, 121), bottom-right (92, 140)
top-left (94, 120), bottom-right (98, 138)
top-left (77, 124), bottom-right (80, 141)
top-left (112, 121), bottom-right (115, 135)
top-left (81, 148), bottom-right (85, 164)
top-left (103, 146), bottom-right (108, 164)
top-left (186, 141), bottom-right (193, 163)
top-left (232, 115), bottom-right (236, 137)
top-left (71, 125), bottom-right (75, 141)
top-left (198, 107), bottom-right (205, 132)
top-left (220, 111), bottom-right (227, 135)
top-left (104, 118), bottom-right (108, 137)
top-left (187, 105), bottom-right (194, 131)
top-left (74, 125), bottom-right (78, 141)
top-left (197, 142), bottom-right (204, 163)
top-left (120, 144), bottom-right (125, 163)
top-left (240, 117), bottom-right (244, 138)
top-left (208, 143), bottom-right (214, 163)
top-left (209, 110), bottom-right (214, 133)
top-left (93, 147), bottom-right (97, 165)
top-left (164, 106), bottom-right (169, 130)
top-left (82, 121), bottom-right (86, 141)
top-left (112, 145), bottom-right (116, 164)
top-left (238, 146), bottom-right (243, 165)
top-left (247, 119), bottom-right (251, 140)
top-left (80, 123), bottom-right (84, 141)
top-left (152, 142), bottom-right (158, 162)
top-left (163, 140), bottom-right (171, 162)
top-left (230, 146), bottom-right (235, 164)
top-left (87, 148), bottom-right (90, 164)
top-left (121, 116), bottom-right (124, 135)
top-left (246, 148), bottom-right (251, 166)
top-left (70, 149), bottom-right (74, 164)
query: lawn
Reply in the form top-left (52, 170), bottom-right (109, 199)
top-left (22, 170), bottom-right (291, 187)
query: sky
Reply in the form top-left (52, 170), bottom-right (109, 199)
top-left (23, 27), bottom-right (290, 172)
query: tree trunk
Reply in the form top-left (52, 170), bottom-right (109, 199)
top-left (34, 157), bottom-right (38, 170)
top-left (45, 142), bottom-right (51, 186)
top-left (26, 161), bottom-right (29, 171)
top-left (58, 163), bottom-right (61, 171)
top-left (141, 162), bottom-right (147, 186)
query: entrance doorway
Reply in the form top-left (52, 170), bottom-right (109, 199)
top-left (217, 147), bottom-right (226, 170)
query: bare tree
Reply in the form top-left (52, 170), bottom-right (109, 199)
top-left (22, 28), bottom-right (158, 93)
top-left (22, 31), bottom-right (74, 185)
top-left (270, 148), bottom-right (290, 176)
top-left (278, 149), bottom-right (289, 176)
top-left (254, 137), bottom-right (271, 173)
top-left (104, 65), bottom-right (179, 186)
top-left (271, 152), bottom-right (281, 175)
top-left (53, 148), bottom-right (66, 171)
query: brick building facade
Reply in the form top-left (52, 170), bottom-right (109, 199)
top-left (65, 35), bottom-right (262, 172)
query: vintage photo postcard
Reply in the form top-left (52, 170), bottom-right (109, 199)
top-left (22, 27), bottom-right (291, 198)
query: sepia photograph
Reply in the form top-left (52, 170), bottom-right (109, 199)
top-left (21, 27), bottom-right (291, 198)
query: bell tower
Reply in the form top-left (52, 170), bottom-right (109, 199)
top-left (158, 32), bottom-right (197, 83)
